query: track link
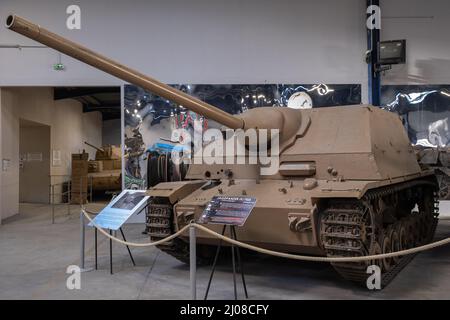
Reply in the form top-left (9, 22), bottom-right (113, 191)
top-left (320, 179), bottom-right (439, 288)
top-left (147, 203), bottom-right (191, 263)
top-left (147, 202), bottom-right (213, 264)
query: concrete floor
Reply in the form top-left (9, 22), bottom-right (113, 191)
top-left (0, 203), bottom-right (449, 300)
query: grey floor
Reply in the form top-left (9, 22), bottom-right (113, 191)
top-left (0, 203), bottom-right (449, 300)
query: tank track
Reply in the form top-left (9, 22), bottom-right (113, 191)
top-left (320, 179), bottom-right (439, 288)
top-left (147, 202), bottom-right (213, 264)
top-left (146, 203), bottom-right (192, 263)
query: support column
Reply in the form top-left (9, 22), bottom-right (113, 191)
top-left (367, 0), bottom-right (381, 106)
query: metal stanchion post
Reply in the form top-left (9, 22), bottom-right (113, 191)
top-left (66, 180), bottom-right (70, 216)
top-left (90, 176), bottom-right (93, 203)
top-left (51, 184), bottom-right (55, 224)
top-left (67, 188), bottom-right (70, 216)
top-left (68, 179), bottom-right (71, 205)
top-left (190, 224), bottom-right (197, 300)
top-left (80, 209), bottom-right (85, 270)
top-left (79, 176), bottom-right (82, 207)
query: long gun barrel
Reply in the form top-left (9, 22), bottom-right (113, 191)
top-left (5, 14), bottom-right (244, 130)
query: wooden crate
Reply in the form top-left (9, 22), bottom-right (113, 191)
top-left (71, 159), bottom-right (88, 204)
top-left (72, 152), bottom-right (89, 161)
top-left (72, 160), bottom-right (88, 175)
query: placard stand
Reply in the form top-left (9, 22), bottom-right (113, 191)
top-left (93, 227), bottom-right (136, 274)
top-left (204, 225), bottom-right (248, 300)
top-left (86, 190), bottom-right (150, 274)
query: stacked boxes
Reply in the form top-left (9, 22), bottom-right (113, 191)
top-left (88, 160), bottom-right (103, 173)
top-left (71, 152), bottom-right (88, 204)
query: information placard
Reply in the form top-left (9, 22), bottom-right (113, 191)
top-left (88, 190), bottom-right (149, 230)
top-left (198, 196), bottom-right (256, 226)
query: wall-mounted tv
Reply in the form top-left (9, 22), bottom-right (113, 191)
top-left (379, 40), bottom-right (406, 65)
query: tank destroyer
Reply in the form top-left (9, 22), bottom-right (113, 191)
top-left (6, 14), bottom-right (439, 286)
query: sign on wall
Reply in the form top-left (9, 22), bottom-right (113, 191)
top-left (52, 150), bottom-right (62, 167)
top-left (27, 153), bottom-right (43, 162)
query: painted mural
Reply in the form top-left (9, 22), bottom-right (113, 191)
top-left (124, 83), bottom-right (361, 189)
top-left (382, 85), bottom-right (450, 147)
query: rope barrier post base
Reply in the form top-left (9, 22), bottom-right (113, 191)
top-left (190, 224), bottom-right (197, 300)
top-left (51, 184), bottom-right (55, 224)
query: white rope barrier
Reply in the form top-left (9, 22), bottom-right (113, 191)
top-left (82, 207), bottom-right (450, 263)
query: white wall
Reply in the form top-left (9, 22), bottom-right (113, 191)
top-left (380, 0), bottom-right (450, 216)
top-left (0, 87), bottom-right (102, 221)
top-left (0, 90), bottom-right (2, 223)
top-left (382, 0), bottom-right (450, 85)
top-left (1, 1), bottom-right (449, 95)
top-left (0, 0), bottom-right (368, 101)
top-left (0, 89), bottom-right (20, 221)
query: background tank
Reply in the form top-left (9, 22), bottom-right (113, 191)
top-left (84, 142), bottom-right (122, 193)
top-left (6, 14), bottom-right (440, 287)
top-left (415, 146), bottom-right (450, 199)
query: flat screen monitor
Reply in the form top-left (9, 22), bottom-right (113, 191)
top-left (379, 40), bottom-right (406, 65)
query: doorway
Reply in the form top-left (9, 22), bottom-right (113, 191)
top-left (19, 119), bottom-right (51, 203)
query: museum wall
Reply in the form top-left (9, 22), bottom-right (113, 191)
top-left (382, 0), bottom-right (450, 85)
top-left (0, 90), bottom-right (2, 223)
top-left (0, 89), bottom-right (19, 222)
top-left (0, 0), bottom-right (368, 101)
top-left (379, 0), bottom-right (450, 149)
top-left (0, 87), bottom-right (102, 221)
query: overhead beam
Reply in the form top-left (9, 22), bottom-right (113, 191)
top-left (54, 87), bottom-right (119, 100)
top-left (82, 102), bottom-right (121, 110)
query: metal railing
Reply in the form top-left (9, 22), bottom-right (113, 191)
top-left (49, 175), bottom-right (94, 224)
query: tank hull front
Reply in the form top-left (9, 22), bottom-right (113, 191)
top-left (147, 172), bottom-right (434, 255)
